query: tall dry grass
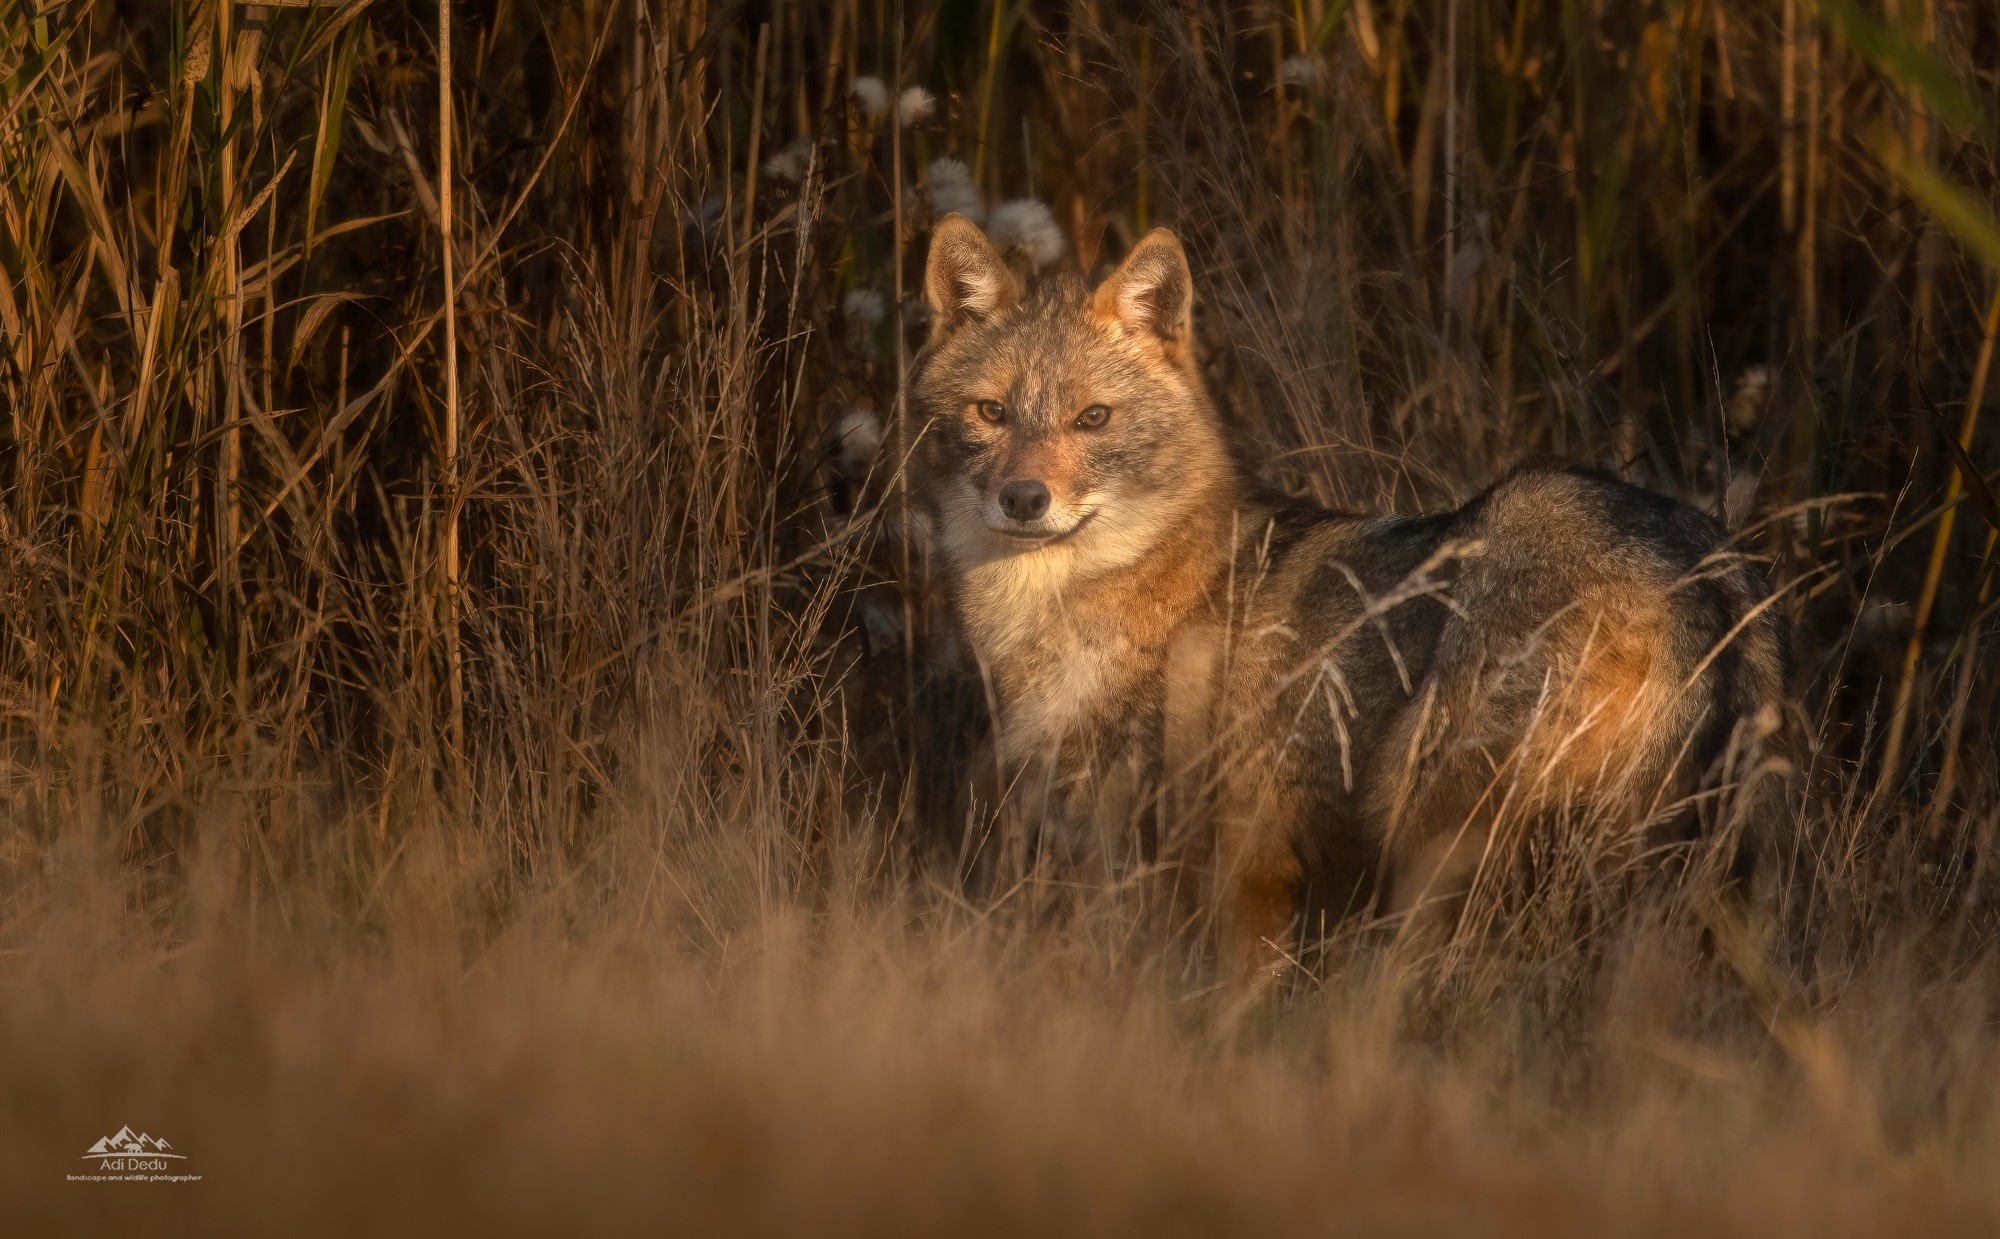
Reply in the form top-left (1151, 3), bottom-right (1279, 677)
top-left (3, 0), bottom-right (2000, 1230)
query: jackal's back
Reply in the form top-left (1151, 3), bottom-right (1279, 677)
top-left (1219, 463), bottom-right (1788, 926)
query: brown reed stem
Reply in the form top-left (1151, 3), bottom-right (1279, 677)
top-left (1884, 284), bottom-right (2000, 788)
top-left (1780, 0), bottom-right (1797, 232)
top-left (892, 2), bottom-right (917, 746)
top-left (1933, 526), bottom-right (1998, 830)
top-left (1441, 0), bottom-right (1458, 347)
top-left (973, 0), bottom-right (1003, 189)
top-left (1135, 25), bottom-right (1151, 234)
top-left (440, 0), bottom-right (463, 755)
top-left (219, 0), bottom-right (244, 659)
top-left (1799, 26), bottom-right (1820, 357)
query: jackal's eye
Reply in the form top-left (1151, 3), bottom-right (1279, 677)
top-left (973, 400), bottom-right (1007, 425)
top-left (1075, 404), bottom-right (1111, 430)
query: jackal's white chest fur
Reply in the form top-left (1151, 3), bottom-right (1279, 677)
top-left (958, 551), bottom-right (1146, 762)
top-left (995, 639), bottom-right (1125, 760)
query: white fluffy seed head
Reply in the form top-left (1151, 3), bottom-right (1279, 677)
top-left (841, 288), bottom-right (886, 330)
top-left (830, 405), bottom-right (885, 482)
top-left (850, 76), bottom-right (890, 120)
top-left (897, 85), bottom-right (936, 126)
top-left (681, 193), bottom-right (727, 235)
top-left (761, 136), bottom-right (814, 183)
top-left (924, 158), bottom-right (985, 225)
top-left (1279, 54), bottom-right (1322, 89)
top-left (1728, 364), bottom-right (1774, 436)
top-left (984, 199), bottom-right (1067, 269)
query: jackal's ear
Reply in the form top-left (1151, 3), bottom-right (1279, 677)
top-left (1091, 228), bottom-right (1193, 360)
top-left (926, 214), bottom-right (1019, 340)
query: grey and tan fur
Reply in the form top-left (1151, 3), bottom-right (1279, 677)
top-left (911, 215), bottom-right (1790, 980)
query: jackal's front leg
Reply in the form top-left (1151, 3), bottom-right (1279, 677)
top-left (1222, 869), bottom-right (1298, 992)
top-left (1213, 784), bottom-right (1303, 993)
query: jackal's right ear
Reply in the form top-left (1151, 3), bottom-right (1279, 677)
top-left (1091, 228), bottom-right (1193, 362)
top-left (926, 214), bottom-right (1019, 340)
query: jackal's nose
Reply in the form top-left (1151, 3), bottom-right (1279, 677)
top-left (998, 480), bottom-right (1051, 522)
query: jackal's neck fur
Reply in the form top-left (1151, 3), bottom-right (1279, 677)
top-left (957, 466), bottom-right (1236, 757)
top-left (912, 217), bottom-right (1238, 757)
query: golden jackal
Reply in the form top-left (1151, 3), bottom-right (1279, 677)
top-left (911, 215), bottom-right (1788, 978)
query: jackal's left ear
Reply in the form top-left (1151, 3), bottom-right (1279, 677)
top-left (926, 214), bottom-right (1020, 340)
top-left (1091, 228), bottom-right (1193, 360)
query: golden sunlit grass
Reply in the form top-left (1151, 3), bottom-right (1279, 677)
top-left (3, 0), bottom-right (1999, 1230)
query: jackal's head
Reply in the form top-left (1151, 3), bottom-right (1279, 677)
top-left (912, 217), bottom-right (1234, 577)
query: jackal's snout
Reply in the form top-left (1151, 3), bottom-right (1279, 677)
top-left (981, 435), bottom-right (1082, 536)
top-left (996, 479), bottom-right (1050, 523)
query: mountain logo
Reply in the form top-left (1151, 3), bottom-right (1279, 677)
top-left (84, 1126), bottom-right (185, 1160)
top-left (67, 1125), bottom-right (200, 1182)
